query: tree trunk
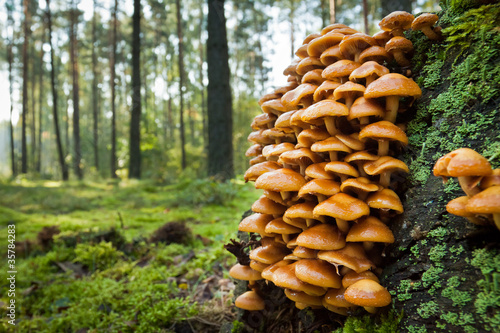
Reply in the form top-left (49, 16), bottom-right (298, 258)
top-left (381, 0), bottom-right (413, 17)
top-left (207, 0), bottom-right (234, 181)
top-left (92, 0), bottom-right (99, 171)
top-left (31, 41), bottom-right (36, 172)
top-left (362, 0), bottom-right (369, 34)
top-left (289, 2), bottom-right (295, 60)
top-left (47, 0), bottom-right (68, 180)
top-left (329, 0), bottom-right (336, 24)
top-left (176, 0), bottom-right (187, 170)
top-left (36, 27), bottom-right (45, 173)
top-left (7, 0), bottom-right (16, 177)
top-left (129, 0), bottom-right (142, 179)
top-left (110, 0), bottom-right (118, 179)
top-left (21, 0), bottom-right (29, 174)
top-left (198, 3), bottom-right (208, 156)
top-left (70, 0), bottom-right (82, 180)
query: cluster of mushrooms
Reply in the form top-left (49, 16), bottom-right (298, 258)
top-left (229, 11), bottom-right (439, 315)
top-left (433, 148), bottom-right (500, 230)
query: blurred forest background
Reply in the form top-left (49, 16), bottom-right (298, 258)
top-left (0, 0), bottom-right (440, 183)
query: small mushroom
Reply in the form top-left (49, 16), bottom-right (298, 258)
top-left (334, 81), bottom-right (366, 109)
top-left (322, 59), bottom-right (361, 84)
top-left (238, 213), bottom-right (274, 237)
top-left (320, 44), bottom-right (343, 66)
top-left (313, 80), bottom-right (342, 102)
top-left (281, 83), bottom-right (318, 109)
top-left (297, 178), bottom-right (341, 202)
top-left (272, 262), bottom-right (327, 296)
top-left (284, 201), bottom-right (323, 229)
top-left (313, 193), bottom-right (370, 233)
top-left (411, 13), bottom-right (440, 40)
top-left (359, 121), bottom-right (408, 157)
top-left (346, 216), bottom-right (395, 251)
top-left (466, 186), bottom-right (500, 230)
top-left (363, 155), bottom-right (409, 188)
top-left (235, 290), bottom-right (266, 311)
top-left (338, 33), bottom-right (377, 62)
top-left (349, 61), bottom-right (390, 87)
top-left (307, 31), bottom-right (345, 57)
top-left (344, 279), bottom-right (392, 314)
top-left (296, 223), bottom-right (346, 250)
top-left (296, 128), bottom-right (331, 149)
top-left (342, 270), bottom-right (380, 289)
top-left (278, 148), bottom-right (323, 176)
top-left (229, 263), bottom-right (263, 288)
top-left (318, 243), bottom-right (375, 273)
top-left (255, 168), bottom-right (306, 201)
top-left (296, 57), bottom-right (325, 76)
top-left (385, 36), bottom-right (413, 67)
top-left (379, 11), bottom-right (415, 37)
top-left (446, 196), bottom-right (489, 226)
top-left (285, 289), bottom-right (323, 307)
top-left (301, 99), bottom-right (349, 136)
top-left (243, 160), bottom-right (281, 182)
top-left (295, 259), bottom-right (342, 289)
top-left (347, 96), bottom-right (385, 128)
top-left (359, 46), bottom-right (392, 65)
top-left (265, 217), bottom-right (302, 243)
top-left (311, 136), bottom-right (352, 162)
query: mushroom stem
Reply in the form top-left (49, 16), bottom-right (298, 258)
top-left (392, 50), bottom-right (410, 67)
top-left (366, 74), bottom-right (377, 87)
top-left (345, 96), bottom-right (355, 110)
top-left (354, 52), bottom-right (361, 63)
top-left (329, 151), bottom-right (338, 162)
top-left (384, 95), bottom-right (400, 123)
top-left (458, 176), bottom-right (482, 197)
top-left (281, 191), bottom-right (291, 201)
top-left (306, 218), bottom-right (316, 227)
top-left (325, 116), bottom-right (339, 136)
top-left (379, 171), bottom-right (392, 188)
top-left (363, 241), bottom-right (375, 252)
top-left (336, 218), bottom-right (350, 233)
top-left (378, 140), bottom-right (390, 157)
top-left (421, 26), bottom-right (439, 40)
top-left (494, 214), bottom-right (500, 231)
top-left (317, 194), bottom-right (327, 202)
top-left (364, 306), bottom-right (378, 314)
top-left (391, 28), bottom-right (405, 37)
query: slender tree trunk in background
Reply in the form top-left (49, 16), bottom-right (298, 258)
top-left (65, 92), bottom-right (70, 155)
top-left (188, 101), bottom-right (195, 145)
top-left (110, 0), bottom-right (118, 178)
top-left (176, 0), bottom-right (187, 170)
top-left (7, 0), bottom-right (16, 177)
top-left (21, 0), bottom-right (29, 174)
top-left (167, 97), bottom-right (173, 143)
top-left (381, 0), bottom-right (413, 17)
top-left (363, 0), bottom-right (369, 34)
top-left (47, 0), bottom-right (68, 180)
top-left (329, 0), bottom-right (336, 24)
top-left (207, 0), bottom-right (234, 180)
top-left (198, 4), bottom-right (208, 156)
top-left (141, 53), bottom-right (149, 133)
top-left (92, 0), bottom-right (99, 171)
top-left (70, 1), bottom-right (82, 180)
top-left (36, 29), bottom-right (45, 173)
top-left (289, 2), bottom-right (295, 59)
top-left (129, 0), bottom-right (142, 179)
top-left (320, 0), bottom-right (328, 29)
top-left (31, 41), bottom-right (37, 172)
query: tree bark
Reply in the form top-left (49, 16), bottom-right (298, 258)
top-left (198, 4), bottom-right (208, 157)
top-left (110, 0), bottom-right (118, 179)
top-left (207, 0), bottom-right (234, 180)
top-left (92, 0), bottom-right (99, 171)
top-left (362, 0), bottom-right (369, 34)
top-left (7, 0), bottom-right (16, 177)
top-left (129, 0), bottom-right (142, 179)
top-left (70, 0), bottom-right (82, 180)
top-left (176, 0), bottom-right (187, 170)
top-left (36, 26), bottom-right (45, 173)
top-left (47, 0), bottom-right (68, 180)
top-left (21, 0), bottom-right (29, 174)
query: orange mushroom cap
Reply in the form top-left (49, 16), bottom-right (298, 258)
top-left (296, 223), bottom-right (346, 251)
top-left (235, 290), bottom-right (266, 311)
top-left (295, 259), bottom-right (342, 289)
top-left (344, 279), bottom-right (391, 308)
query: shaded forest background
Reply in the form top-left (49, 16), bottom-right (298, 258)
top-left (0, 0), bottom-right (437, 182)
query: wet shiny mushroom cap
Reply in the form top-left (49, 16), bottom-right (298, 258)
top-left (339, 33), bottom-right (377, 62)
top-left (244, 161), bottom-right (281, 182)
top-left (295, 258), bottom-right (342, 288)
top-left (313, 80), bottom-right (342, 102)
top-left (344, 279), bottom-right (392, 308)
top-left (322, 60), bottom-right (361, 82)
top-left (342, 270), bottom-right (380, 288)
top-left (364, 74), bottom-right (422, 103)
top-left (346, 216), bottom-right (395, 243)
top-left (229, 263), bottom-right (263, 281)
top-left (379, 11), bottom-right (415, 37)
top-left (307, 32), bottom-right (345, 57)
top-left (285, 289), bottom-right (323, 307)
top-left (314, 193), bottom-right (370, 221)
top-left (281, 83), bottom-right (318, 109)
top-left (272, 262), bottom-right (327, 296)
top-left (318, 243), bottom-right (375, 273)
top-left (255, 168), bottom-right (306, 192)
top-left (238, 213), bottom-right (274, 236)
top-left (296, 223), bottom-right (346, 251)
top-left (235, 290), bottom-right (266, 311)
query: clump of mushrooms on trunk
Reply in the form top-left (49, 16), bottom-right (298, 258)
top-left (228, 10), bottom-right (444, 317)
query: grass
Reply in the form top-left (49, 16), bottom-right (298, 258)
top-left (0, 177), bottom-right (260, 332)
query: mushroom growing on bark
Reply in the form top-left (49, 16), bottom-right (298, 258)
top-left (411, 13), bottom-right (440, 40)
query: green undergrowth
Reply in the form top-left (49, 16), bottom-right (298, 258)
top-left (406, 1), bottom-right (500, 185)
top-left (333, 310), bottom-right (404, 333)
top-left (0, 177), bottom-right (260, 332)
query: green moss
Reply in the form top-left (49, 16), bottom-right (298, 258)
top-left (429, 244), bottom-right (448, 262)
top-left (427, 227), bottom-right (449, 240)
top-left (334, 309), bottom-right (403, 333)
top-left (422, 264), bottom-right (444, 294)
top-left (470, 248), bottom-right (500, 331)
top-left (417, 301), bottom-right (440, 319)
top-left (231, 320), bottom-right (245, 333)
top-left (441, 276), bottom-right (472, 307)
top-left (440, 311), bottom-right (475, 326)
top-left (410, 244), bottom-right (420, 258)
top-left (407, 325), bottom-right (427, 333)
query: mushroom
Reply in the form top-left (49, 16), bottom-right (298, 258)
top-left (259, 92), bottom-right (281, 106)
top-left (249, 240), bottom-right (290, 265)
top-left (247, 129), bottom-right (275, 146)
top-left (296, 57), bottom-right (325, 76)
top-left (321, 23), bottom-right (351, 35)
top-left (245, 144), bottom-right (263, 158)
top-left (264, 217), bottom-right (302, 243)
top-left (349, 61), bottom-right (390, 87)
top-left (296, 128), bottom-right (330, 149)
top-left (262, 143), bottom-right (295, 162)
top-left (301, 99), bottom-right (349, 136)
top-left (411, 13), bottom-right (440, 40)
top-left (365, 188), bottom-right (404, 222)
top-left (262, 128), bottom-right (296, 144)
top-left (313, 193), bottom-right (370, 233)
top-left (296, 223), bottom-right (346, 250)
top-left (250, 260), bottom-right (269, 273)
top-left (272, 262), bottom-right (327, 296)
top-left (340, 177), bottom-right (381, 201)
top-left (249, 155), bottom-right (267, 166)
top-left (347, 97), bottom-right (385, 128)
top-left (325, 161), bottom-right (360, 183)
top-left (466, 186), bottom-right (500, 230)
top-left (260, 97), bottom-right (288, 116)
top-left (335, 133), bottom-right (366, 152)
top-left (334, 81), bottom-right (366, 109)
top-left (255, 168), bottom-right (306, 201)
top-left (277, 148), bottom-right (323, 176)
top-left (372, 30), bottom-right (392, 47)
top-left (322, 59), bottom-right (361, 84)
top-left (338, 33), bottom-right (377, 62)
top-left (359, 121), bottom-right (408, 157)
top-left (305, 162), bottom-right (336, 180)
top-left (433, 148), bottom-right (492, 197)
top-left (229, 263), bottom-right (263, 288)
top-left (346, 216), bottom-right (395, 251)
top-left (385, 36), bottom-right (413, 67)
top-left (251, 113), bottom-right (277, 130)
top-left (285, 289), bottom-right (323, 307)
top-left (307, 31), bottom-right (345, 58)
top-left (284, 201), bottom-right (324, 229)
top-left (274, 111), bottom-right (299, 136)
top-left (261, 259), bottom-right (293, 282)
top-left (446, 196), bottom-right (489, 226)
top-left (243, 160), bottom-right (281, 182)
top-left (320, 44), bottom-right (343, 66)
top-left (318, 243), bottom-right (375, 273)
top-left (298, 178), bottom-right (341, 202)
top-left (479, 169), bottom-right (500, 189)
top-left (301, 69), bottom-right (326, 85)
top-left (292, 246), bottom-right (318, 259)
top-left (342, 270), bottom-right (380, 288)
top-left (344, 150), bottom-right (379, 177)
top-left (313, 80), bottom-right (342, 102)
top-left (363, 155), bottom-right (410, 188)
top-left (359, 46), bottom-right (392, 65)
top-left (281, 83), bottom-right (318, 109)
top-left (251, 195), bottom-right (287, 218)
top-left (311, 136), bottom-right (352, 162)
top-left (295, 259), bottom-right (343, 288)
top-left (364, 73), bottom-right (422, 123)
top-left (238, 213), bottom-right (274, 237)
top-left (235, 290), bottom-right (266, 311)
top-left (379, 11), bottom-right (415, 37)
top-left (344, 279), bottom-right (392, 314)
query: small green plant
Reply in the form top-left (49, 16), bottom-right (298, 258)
top-left (74, 241), bottom-right (125, 272)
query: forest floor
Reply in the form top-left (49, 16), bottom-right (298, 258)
top-left (0, 177), bottom-right (260, 332)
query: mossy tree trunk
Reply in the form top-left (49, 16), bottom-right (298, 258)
top-left (225, 1), bottom-right (500, 332)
